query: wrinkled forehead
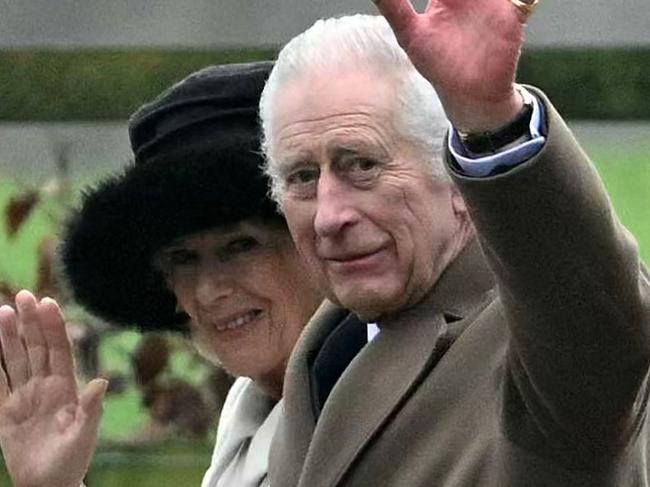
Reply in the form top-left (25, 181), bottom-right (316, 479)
top-left (268, 69), bottom-right (399, 161)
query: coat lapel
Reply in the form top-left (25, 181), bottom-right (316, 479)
top-left (300, 306), bottom-right (447, 487)
top-left (298, 240), bottom-right (495, 487)
top-left (268, 301), bottom-right (350, 486)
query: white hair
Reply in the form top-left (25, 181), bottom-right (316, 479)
top-left (260, 14), bottom-right (450, 204)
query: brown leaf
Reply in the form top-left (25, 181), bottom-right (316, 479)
top-left (4, 191), bottom-right (40, 238)
top-left (35, 236), bottom-right (59, 298)
top-left (132, 334), bottom-right (170, 387)
top-left (144, 379), bottom-right (211, 437)
top-left (0, 282), bottom-right (18, 305)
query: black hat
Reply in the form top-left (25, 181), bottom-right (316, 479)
top-left (61, 61), bottom-right (277, 332)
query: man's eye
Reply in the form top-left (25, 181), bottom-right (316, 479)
top-left (352, 158), bottom-right (377, 172)
top-left (344, 157), bottom-right (381, 184)
top-left (285, 167), bottom-right (319, 199)
top-left (286, 168), bottom-right (319, 186)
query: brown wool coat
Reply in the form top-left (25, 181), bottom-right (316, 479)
top-left (268, 90), bottom-right (650, 487)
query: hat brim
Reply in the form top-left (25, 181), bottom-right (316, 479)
top-left (61, 138), bottom-right (279, 332)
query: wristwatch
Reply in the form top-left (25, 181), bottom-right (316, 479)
top-left (457, 100), bottom-right (534, 154)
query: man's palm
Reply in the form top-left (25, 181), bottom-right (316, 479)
top-left (374, 0), bottom-right (527, 129)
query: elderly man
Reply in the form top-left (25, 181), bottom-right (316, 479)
top-left (260, 0), bottom-right (650, 486)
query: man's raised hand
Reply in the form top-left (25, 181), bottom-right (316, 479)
top-left (373, 0), bottom-right (531, 132)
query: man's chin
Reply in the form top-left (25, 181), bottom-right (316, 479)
top-left (329, 285), bottom-right (398, 321)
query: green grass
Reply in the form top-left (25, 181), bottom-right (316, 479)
top-left (0, 174), bottom-right (109, 288)
top-left (87, 441), bottom-right (214, 486)
top-left (0, 441), bottom-right (214, 486)
top-left (589, 145), bottom-right (650, 264)
top-left (96, 331), bottom-right (215, 441)
top-left (100, 386), bottom-right (150, 440)
top-left (0, 181), bottom-right (60, 288)
top-left (96, 331), bottom-right (149, 440)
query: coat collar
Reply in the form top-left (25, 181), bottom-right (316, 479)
top-left (268, 301), bottom-right (350, 486)
top-left (296, 239), bottom-right (494, 487)
top-left (379, 238), bottom-right (495, 326)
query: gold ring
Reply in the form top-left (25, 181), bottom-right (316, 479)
top-left (510, 0), bottom-right (539, 18)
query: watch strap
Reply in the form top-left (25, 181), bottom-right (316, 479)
top-left (457, 101), bottom-right (534, 154)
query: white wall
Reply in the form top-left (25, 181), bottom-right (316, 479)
top-left (2, 0), bottom-right (649, 49)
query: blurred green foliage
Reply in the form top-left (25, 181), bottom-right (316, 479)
top-left (0, 49), bottom-right (275, 121)
top-left (0, 48), bottom-right (649, 120)
top-left (518, 48), bottom-right (650, 119)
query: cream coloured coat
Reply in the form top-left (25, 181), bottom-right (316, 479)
top-left (202, 377), bottom-right (280, 487)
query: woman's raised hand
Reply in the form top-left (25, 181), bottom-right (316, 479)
top-left (0, 290), bottom-right (107, 487)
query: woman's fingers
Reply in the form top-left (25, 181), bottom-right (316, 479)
top-left (38, 298), bottom-right (75, 378)
top-left (15, 290), bottom-right (49, 378)
top-left (0, 360), bottom-right (9, 404)
top-left (0, 292), bottom-right (77, 401)
top-left (79, 378), bottom-right (108, 419)
top-left (0, 305), bottom-right (30, 393)
top-left (0, 306), bottom-right (16, 402)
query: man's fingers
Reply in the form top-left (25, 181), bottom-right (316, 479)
top-left (372, 0), bottom-right (418, 36)
top-left (15, 290), bottom-right (49, 378)
top-left (509, 0), bottom-right (539, 23)
top-left (0, 305), bottom-right (30, 391)
top-left (39, 298), bottom-right (75, 378)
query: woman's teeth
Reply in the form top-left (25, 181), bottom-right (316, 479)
top-left (217, 310), bottom-right (260, 331)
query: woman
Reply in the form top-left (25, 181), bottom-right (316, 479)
top-left (0, 62), bottom-right (331, 487)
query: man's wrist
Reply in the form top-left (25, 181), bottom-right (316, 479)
top-left (446, 86), bottom-right (547, 177)
top-left (457, 101), bottom-right (533, 154)
top-left (444, 87), bottom-right (524, 135)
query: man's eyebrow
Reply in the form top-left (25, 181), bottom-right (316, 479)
top-left (327, 141), bottom-right (389, 162)
top-left (275, 151), bottom-right (315, 176)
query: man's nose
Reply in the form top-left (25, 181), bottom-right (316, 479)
top-left (195, 264), bottom-right (234, 306)
top-left (313, 172), bottom-right (358, 238)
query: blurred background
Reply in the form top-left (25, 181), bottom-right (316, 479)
top-left (0, 1), bottom-right (649, 485)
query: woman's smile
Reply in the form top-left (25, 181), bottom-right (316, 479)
top-left (211, 309), bottom-right (265, 333)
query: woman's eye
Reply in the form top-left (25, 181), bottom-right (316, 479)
top-left (227, 237), bottom-right (258, 254)
top-left (167, 250), bottom-right (197, 267)
top-left (217, 237), bottom-right (259, 262)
